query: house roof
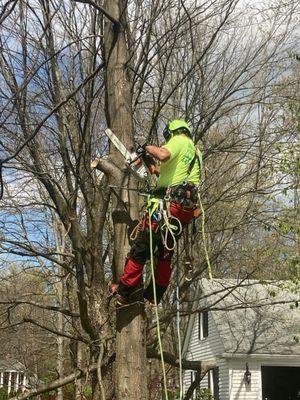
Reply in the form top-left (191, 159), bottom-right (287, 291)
top-left (184, 279), bottom-right (300, 357)
top-left (0, 360), bottom-right (25, 372)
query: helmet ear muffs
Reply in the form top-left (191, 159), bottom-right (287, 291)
top-left (163, 124), bottom-right (172, 142)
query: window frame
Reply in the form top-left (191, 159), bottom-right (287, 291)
top-left (208, 367), bottom-right (219, 400)
top-left (198, 310), bottom-right (209, 340)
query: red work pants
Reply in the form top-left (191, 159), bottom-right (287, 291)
top-left (119, 202), bottom-right (195, 300)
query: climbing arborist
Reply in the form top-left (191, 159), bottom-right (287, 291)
top-left (110, 119), bottom-right (201, 305)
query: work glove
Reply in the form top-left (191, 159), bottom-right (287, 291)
top-left (136, 142), bottom-right (148, 155)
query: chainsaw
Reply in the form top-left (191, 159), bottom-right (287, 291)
top-left (91, 128), bottom-right (159, 182)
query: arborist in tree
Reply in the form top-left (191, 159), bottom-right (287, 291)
top-left (110, 119), bottom-right (201, 305)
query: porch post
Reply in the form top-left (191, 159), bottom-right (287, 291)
top-left (15, 372), bottom-right (19, 392)
top-left (22, 374), bottom-right (27, 392)
top-left (7, 372), bottom-right (12, 394)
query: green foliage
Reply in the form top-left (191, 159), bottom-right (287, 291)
top-left (82, 385), bottom-right (93, 399)
top-left (284, 257), bottom-right (300, 282)
top-left (0, 389), bottom-right (21, 400)
top-left (166, 388), bottom-right (179, 399)
top-left (195, 388), bottom-right (214, 400)
top-left (0, 389), bottom-right (8, 400)
top-left (63, 383), bottom-right (76, 400)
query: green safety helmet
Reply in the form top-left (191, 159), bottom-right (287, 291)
top-left (163, 119), bottom-right (191, 141)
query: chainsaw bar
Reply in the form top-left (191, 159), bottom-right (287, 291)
top-left (104, 128), bottom-right (148, 181)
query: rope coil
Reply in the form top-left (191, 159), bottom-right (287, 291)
top-left (161, 214), bottom-right (182, 251)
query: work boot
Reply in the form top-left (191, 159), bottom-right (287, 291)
top-left (108, 282), bottom-right (119, 296)
top-left (115, 293), bottom-right (129, 306)
top-left (108, 282), bottom-right (129, 306)
top-left (144, 282), bottom-right (167, 305)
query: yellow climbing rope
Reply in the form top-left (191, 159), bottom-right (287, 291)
top-left (148, 196), bottom-right (169, 400)
top-left (197, 149), bottom-right (213, 280)
top-left (146, 145), bottom-right (212, 400)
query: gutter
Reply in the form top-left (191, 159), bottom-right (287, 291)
top-left (221, 352), bottom-right (300, 361)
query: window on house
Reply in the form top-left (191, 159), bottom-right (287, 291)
top-left (10, 372), bottom-right (16, 392)
top-left (190, 371), bottom-right (194, 385)
top-left (208, 367), bottom-right (219, 400)
top-left (190, 371), bottom-right (201, 400)
top-left (19, 373), bottom-right (24, 388)
top-left (3, 372), bottom-right (9, 389)
top-left (198, 311), bottom-right (209, 340)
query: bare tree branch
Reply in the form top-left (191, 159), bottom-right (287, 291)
top-left (73, 0), bottom-right (120, 26)
top-left (8, 347), bottom-right (213, 400)
top-left (23, 318), bottom-right (87, 343)
top-left (147, 348), bottom-right (215, 373)
top-left (9, 353), bottom-right (116, 400)
top-left (0, 300), bottom-right (79, 317)
top-left (0, 0), bottom-right (18, 26)
top-left (183, 370), bottom-right (206, 400)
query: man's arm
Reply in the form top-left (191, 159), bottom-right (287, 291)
top-left (144, 145), bottom-right (171, 161)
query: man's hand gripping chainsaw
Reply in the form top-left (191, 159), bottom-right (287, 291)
top-left (91, 128), bottom-right (159, 181)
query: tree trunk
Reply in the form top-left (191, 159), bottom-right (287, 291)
top-left (53, 217), bottom-right (65, 400)
top-left (103, 1), bottom-right (148, 399)
top-left (75, 342), bottom-right (83, 400)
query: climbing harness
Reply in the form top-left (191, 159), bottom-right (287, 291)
top-left (165, 182), bottom-right (198, 209)
top-left (130, 195), bottom-right (184, 251)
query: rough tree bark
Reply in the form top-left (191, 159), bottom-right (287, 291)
top-left (103, 0), bottom-right (148, 399)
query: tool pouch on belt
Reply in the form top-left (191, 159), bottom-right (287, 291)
top-left (167, 183), bottom-right (198, 208)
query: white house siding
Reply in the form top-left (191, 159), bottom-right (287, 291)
top-left (184, 312), bottom-right (230, 399)
top-left (228, 359), bottom-right (262, 400)
top-left (260, 357), bottom-right (300, 367)
top-left (228, 356), bottom-right (300, 400)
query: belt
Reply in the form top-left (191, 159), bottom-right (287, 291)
top-left (152, 183), bottom-right (196, 196)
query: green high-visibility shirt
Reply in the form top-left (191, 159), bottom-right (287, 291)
top-left (157, 135), bottom-right (201, 188)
